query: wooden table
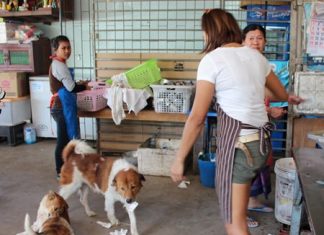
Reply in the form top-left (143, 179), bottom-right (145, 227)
top-left (291, 148), bottom-right (324, 235)
top-left (79, 108), bottom-right (207, 171)
top-left (79, 108), bottom-right (188, 122)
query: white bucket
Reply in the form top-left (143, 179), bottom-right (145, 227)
top-left (274, 157), bottom-right (296, 225)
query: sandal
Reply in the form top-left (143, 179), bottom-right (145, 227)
top-left (247, 216), bottom-right (259, 228)
top-left (248, 205), bottom-right (273, 213)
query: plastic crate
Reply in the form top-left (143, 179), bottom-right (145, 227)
top-left (77, 88), bottom-right (107, 112)
top-left (307, 130), bottom-right (324, 149)
top-left (136, 138), bottom-right (181, 176)
top-left (150, 84), bottom-right (194, 113)
top-left (125, 59), bottom-right (162, 89)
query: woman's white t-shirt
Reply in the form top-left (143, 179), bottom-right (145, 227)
top-left (197, 46), bottom-right (271, 130)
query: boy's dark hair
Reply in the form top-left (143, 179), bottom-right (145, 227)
top-left (51, 35), bottom-right (70, 50)
top-left (242, 24), bottom-right (266, 40)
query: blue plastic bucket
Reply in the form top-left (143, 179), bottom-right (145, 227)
top-left (198, 153), bottom-right (216, 188)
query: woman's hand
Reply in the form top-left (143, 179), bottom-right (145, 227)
top-left (170, 157), bottom-right (186, 183)
top-left (288, 95), bottom-right (304, 105)
top-left (268, 107), bottom-right (287, 119)
top-left (77, 80), bottom-right (91, 90)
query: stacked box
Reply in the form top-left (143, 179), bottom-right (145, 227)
top-left (0, 22), bottom-right (19, 43)
top-left (0, 72), bottom-right (29, 98)
top-left (246, 4), bottom-right (291, 25)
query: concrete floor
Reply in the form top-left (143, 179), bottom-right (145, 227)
top-left (0, 139), bottom-right (282, 235)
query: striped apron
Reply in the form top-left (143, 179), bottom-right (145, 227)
top-left (215, 104), bottom-right (274, 223)
top-left (215, 104), bottom-right (241, 224)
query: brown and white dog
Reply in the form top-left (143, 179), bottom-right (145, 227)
top-left (58, 140), bottom-right (145, 235)
top-left (19, 190), bottom-right (74, 235)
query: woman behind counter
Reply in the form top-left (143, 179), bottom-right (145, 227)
top-left (49, 35), bottom-right (87, 179)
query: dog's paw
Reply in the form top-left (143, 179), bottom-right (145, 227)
top-left (109, 217), bottom-right (119, 226)
top-left (131, 230), bottom-right (139, 235)
top-left (86, 210), bottom-right (97, 217)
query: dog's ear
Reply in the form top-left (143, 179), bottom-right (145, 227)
top-left (59, 196), bottom-right (69, 209)
top-left (140, 174), bottom-right (146, 182)
top-left (112, 178), bottom-right (117, 186)
top-left (56, 207), bottom-right (65, 215)
top-left (48, 190), bottom-right (56, 200)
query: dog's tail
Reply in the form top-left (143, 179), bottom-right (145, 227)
top-left (62, 140), bottom-right (96, 162)
top-left (24, 214), bottom-right (37, 235)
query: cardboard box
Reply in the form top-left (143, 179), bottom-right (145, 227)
top-left (0, 22), bottom-right (19, 43)
top-left (0, 96), bottom-right (31, 126)
top-left (240, 0), bottom-right (289, 8)
top-left (0, 72), bottom-right (29, 98)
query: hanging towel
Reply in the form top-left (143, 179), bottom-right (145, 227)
top-left (106, 86), bottom-right (126, 125)
top-left (105, 87), bottom-right (152, 125)
top-left (58, 87), bottom-right (80, 139)
top-left (123, 87), bottom-right (152, 115)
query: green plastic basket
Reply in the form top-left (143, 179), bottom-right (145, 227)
top-left (125, 59), bottom-right (161, 89)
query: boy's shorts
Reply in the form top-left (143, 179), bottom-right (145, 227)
top-left (232, 140), bottom-right (269, 184)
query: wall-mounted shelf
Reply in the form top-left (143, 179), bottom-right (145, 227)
top-left (0, 1), bottom-right (73, 23)
top-left (0, 8), bottom-right (59, 23)
top-left (0, 38), bottom-right (51, 75)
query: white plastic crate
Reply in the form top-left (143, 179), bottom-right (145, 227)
top-left (307, 130), bottom-right (324, 149)
top-left (136, 138), bottom-right (181, 176)
top-left (150, 84), bottom-right (194, 113)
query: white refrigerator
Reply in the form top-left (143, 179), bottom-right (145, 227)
top-left (29, 75), bottom-right (57, 138)
top-left (29, 76), bottom-right (97, 140)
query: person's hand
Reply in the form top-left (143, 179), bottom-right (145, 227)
top-left (269, 107), bottom-right (287, 119)
top-left (78, 80), bottom-right (90, 89)
top-left (288, 94), bottom-right (304, 105)
top-left (170, 157), bottom-right (186, 183)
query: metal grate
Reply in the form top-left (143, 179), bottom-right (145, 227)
top-left (93, 0), bottom-right (291, 60)
top-left (94, 0), bottom-right (222, 53)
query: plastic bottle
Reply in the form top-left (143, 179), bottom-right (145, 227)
top-left (24, 122), bottom-right (36, 144)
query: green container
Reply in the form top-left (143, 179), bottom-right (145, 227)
top-left (10, 51), bottom-right (29, 65)
top-left (125, 59), bottom-right (161, 89)
top-left (0, 51), bottom-right (4, 65)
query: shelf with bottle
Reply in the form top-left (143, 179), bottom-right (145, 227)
top-left (0, 0), bottom-right (73, 23)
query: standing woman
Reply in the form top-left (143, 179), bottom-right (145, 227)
top-left (49, 35), bottom-right (87, 179)
top-left (170, 9), bottom-right (302, 235)
top-left (242, 23), bottom-right (287, 227)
